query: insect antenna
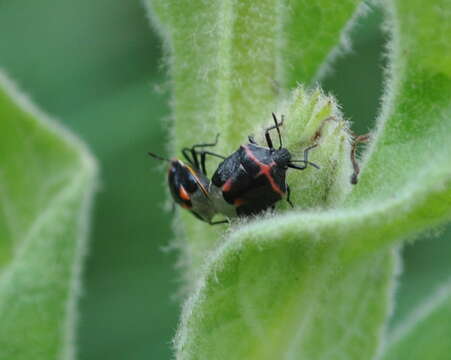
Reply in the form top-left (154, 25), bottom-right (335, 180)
top-left (288, 143), bottom-right (320, 169)
top-left (271, 112), bottom-right (284, 149)
top-left (289, 160), bottom-right (320, 170)
top-left (148, 152), bottom-right (170, 162)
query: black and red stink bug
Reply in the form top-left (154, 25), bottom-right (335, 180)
top-left (210, 113), bottom-right (319, 217)
top-left (148, 136), bottom-right (227, 225)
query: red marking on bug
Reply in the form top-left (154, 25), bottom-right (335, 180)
top-left (179, 186), bottom-right (191, 201)
top-left (222, 178), bottom-right (233, 192)
top-left (180, 202), bottom-right (191, 209)
top-left (233, 198), bottom-right (246, 207)
top-left (243, 146), bottom-right (284, 196)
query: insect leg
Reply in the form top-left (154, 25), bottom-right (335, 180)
top-left (183, 134), bottom-right (223, 170)
top-left (198, 150), bottom-right (226, 175)
top-left (191, 133), bottom-right (220, 151)
top-left (200, 150), bottom-right (226, 159)
top-left (199, 151), bottom-right (208, 175)
top-left (286, 185), bottom-right (294, 207)
top-left (312, 116), bottom-right (337, 142)
top-left (182, 148), bottom-right (200, 169)
top-left (350, 133), bottom-right (370, 184)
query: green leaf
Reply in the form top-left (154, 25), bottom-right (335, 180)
top-left (341, 0), bottom-right (451, 258)
top-left (175, 237), bottom-right (398, 359)
top-left (348, 0), bottom-right (451, 206)
top-left (281, 0), bottom-right (362, 87)
top-left (381, 278), bottom-right (451, 360)
top-left (147, 0), bottom-right (366, 282)
top-left (0, 71), bottom-right (97, 359)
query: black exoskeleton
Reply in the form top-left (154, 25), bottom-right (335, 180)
top-left (210, 113), bottom-right (319, 216)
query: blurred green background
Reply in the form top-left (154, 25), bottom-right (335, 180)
top-left (0, 1), bottom-right (449, 359)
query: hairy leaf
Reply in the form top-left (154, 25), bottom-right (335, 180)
top-left (0, 72), bottom-right (97, 360)
top-left (170, 0), bottom-right (451, 358)
top-left (175, 235), bottom-right (398, 359)
top-left (380, 278), bottom-right (451, 360)
top-left (281, 0), bottom-right (362, 87)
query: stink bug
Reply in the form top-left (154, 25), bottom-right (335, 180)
top-left (210, 113), bottom-right (319, 217)
top-left (148, 136), bottom-right (227, 225)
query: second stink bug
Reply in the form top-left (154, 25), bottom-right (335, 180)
top-left (149, 135), bottom-right (227, 225)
